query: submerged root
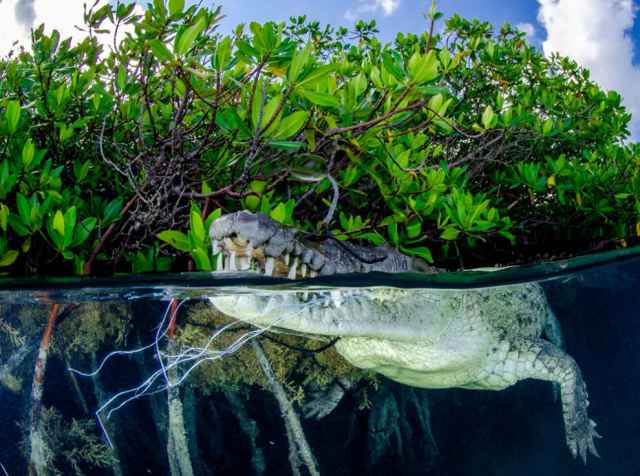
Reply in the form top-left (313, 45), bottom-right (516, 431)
top-left (166, 300), bottom-right (195, 476)
top-left (28, 304), bottom-right (60, 476)
top-left (224, 391), bottom-right (266, 475)
top-left (251, 340), bottom-right (320, 476)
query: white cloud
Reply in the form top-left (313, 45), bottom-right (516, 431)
top-left (345, 0), bottom-right (401, 22)
top-left (515, 22), bottom-right (536, 41)
top-left (537, 0), bottom-right (640, 138)
top-left (0, 0), bottom-right (142, 58)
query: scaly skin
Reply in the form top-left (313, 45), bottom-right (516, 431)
top-left (208, 211), bottom-right (601, 463)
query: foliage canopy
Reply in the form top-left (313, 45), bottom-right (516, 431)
top-left (0, 1), bottom-right (638, 275)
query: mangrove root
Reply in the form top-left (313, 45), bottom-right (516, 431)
top-left (166, 300), bottom-right (195, 476)
top-left (251, 340), bottom-right (320, 476)
top-left (28, 304), bottom-right (60, 476)
top-left (225, 391), bottom-right (266, 475)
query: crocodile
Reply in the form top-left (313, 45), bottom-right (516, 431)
top-left (207, 210), bottom-right (601, 463)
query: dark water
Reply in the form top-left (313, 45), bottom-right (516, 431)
top-left (1, 249), bottom-right (639, 475)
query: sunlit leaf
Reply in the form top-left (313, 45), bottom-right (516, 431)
top-left (273, 111), bottom-right (309, 140)
top-left (175, 17), bottom-right (207, 56)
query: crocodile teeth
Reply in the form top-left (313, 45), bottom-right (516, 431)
top-left (288, 257), bottom-right (299, 280)
top-left (229, 251), bottom-right (237, 271)
top-left (238, 256), bottom-right (250, 270)
top-left (300, 263), bottom-right (308, 278)
top-left (216, 254), bottom-right (224, 272)
top-left (265, 257), bottom-right (275, 276)
top-left (211, 239), bottom-right (220, 253)
top-left (283, 253), bottom-right (290, 266)
top-left (309, 270), bottom-right (318, 278)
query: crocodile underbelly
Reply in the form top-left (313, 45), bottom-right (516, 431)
top-left (335, 334), bottom-right (490, 389)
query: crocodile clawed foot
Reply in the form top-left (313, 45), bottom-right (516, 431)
top-left (567, 418), bottom-right (602, 464)
top-left (303, 378), bottom-right (352, 420)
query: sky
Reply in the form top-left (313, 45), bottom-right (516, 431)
top-left (0, 0), bottom-right (639, 137)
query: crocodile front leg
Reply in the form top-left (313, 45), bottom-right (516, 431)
top-left (483, 338), bottom-right (601, 463)
top-left (303, 377), bottom-right (355, 420)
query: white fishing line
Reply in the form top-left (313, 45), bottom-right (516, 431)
top-left (69, 292), bottom-right (330, 448)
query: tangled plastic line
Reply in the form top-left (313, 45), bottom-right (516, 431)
top-left (69, 293), bottom-right (328, 448)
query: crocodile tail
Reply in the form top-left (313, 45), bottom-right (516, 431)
top-left (543, 307), bottom-right (565, 350)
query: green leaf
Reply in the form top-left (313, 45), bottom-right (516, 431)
top-left (22, 139), bottom-right (35, 169)
top-left (168, 0), bottom-right (184, 15)
top-left (72, 217), bottom-right (97, 247)
top-left (5, 100), bottom-right (20, 134)
top-left (244, 195), bottom-right (260, 211)
top-left (481, 105), bottom-right (495, 129)
top-left (16, 193), bottom-right (30, 227)
top-left (407, 50), bottom-right (439, 83)
top-left (406, 219), bottom-right (422, 239)
top-left (0, 204), bottom-right (8, 231)
top-left (256, 95), bottom-right (281, 133)
top-left (8, 215), bottom-right (29, 237)
top-left (74, 160), bottom-right (90, 182)
top-left (191, 248), bottom-right (212, 270)
top-left (498, 230), bottom-right (516, 244)
top-left (103, 197), bottom-right (123, 225)
top-left (53, 210), bottom-right (65, 238)
top-left (236, 39), bottom-right (259, 60)
top-left (157, 230), bottom-right (191, 252)
top-left (190, 207), bottom-right (205, 244)
top-left (387, 223), bottom-right (399, 245)
top-left (300, 89), bottom-right (340, 108)
top-left (441, 227), bottom-right (461, 240)
top-left (117, 66), bottom-right (127, 91)
top-left (297, 64), bottom-right (335, 88)
top-left (63, 207), bottom-right (77, 247)
top-left (273, 111), bottom-right (309, 140)
top-left (149, 39), bottom-right (174, 62)
top-left (0, 250), bottom-right (18, 267)
top-left (214, 37), bottom-right (232, 70)
top-left (270, 203), bottom-right (287, 223)
top-left (402, 246), bottom-right (434, 263)
top-left (355, 231), bottom-right (384, 246)
top-left (382, 52), bottom-right (405, 81)
top-left (175, 17), bottom-right (207, 56)
top-left (427, 94), bottom-right (443, 113)
top-left (288, 45), bottom-right (310, 84)
top-left (268, 140), bottom-right (304, 150)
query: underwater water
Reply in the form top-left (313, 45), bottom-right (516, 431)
top-left (0, 249), bottom-right (639, 476)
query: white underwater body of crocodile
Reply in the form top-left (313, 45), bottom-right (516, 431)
top-left (207, 211), bottom-right (601, 463)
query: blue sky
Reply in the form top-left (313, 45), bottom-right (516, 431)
top-left (216, 0), bottom-right (640, 87)
top-left (218, 0), bottom-right (542, 43)
top-left (216, 0), bottom-right (640, 136)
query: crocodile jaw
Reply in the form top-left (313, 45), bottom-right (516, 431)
top-left (209, 211), bottom-right (433, 279)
